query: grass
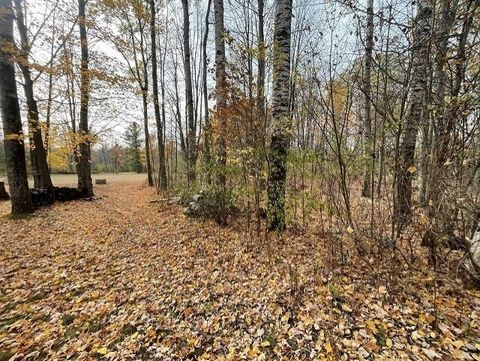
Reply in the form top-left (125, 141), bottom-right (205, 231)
top-left (0, 172), bottom-right (149, 217)
top-left (0, 172), bottom-right (148, 188)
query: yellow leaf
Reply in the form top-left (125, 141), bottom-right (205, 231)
top-left (418, 214), bottom-right (429, 225)
top-left (96, 347), bottom-right (108, 355)
top-left (247, 346), bottom-right (261, 357)
top-left (452, 340), bottom-right (464, 349)
top-left (260, 340), bottom-right (271, 347)
top-left (325, 342), bottom-right (333, 353)
top-left (346, 226), bottom-right (354, 234)
top-left (407, 165), bottom-right (417, 174)
top-left (146, 328), bottom-right (156, 338)
top-left (366, 320), bottom-right (378, 333)
top-left (386, 338), bottom-right (393, 348)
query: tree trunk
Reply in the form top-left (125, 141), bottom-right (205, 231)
top-left (182, 0), bottom-right (197, 185)
top-left (203, 0), bottom-right (212, 184)
top-left (14, 0), bottom-right (53, 191)
top-left (418, 117), bottom-right (432, 204)
top-left (428, 0), bottom-right (460, 233)
top-left (149, 0), bottom-right (167, 190)
top-left (139, 20), bottom-right (154, 187)
top-left (266, 0), bottom-right (293, 232)
top-left (257, 0), bottom-right (265, 112)
top-left (0, 0), bottom-right (33, 214)
top-left (214, 0), bottom-right (228, 225)
top-left (77, 0), bottom-right (93, 197)
top-left (394, 0), bottom-right (433, 222)
top-left (254, 0), bottom-right (266, 234)
top-left (45, 15), bottom-right (55, 159)
top-left (361, 0), bottom-right (374, 198)
top-left (173, 60), bottom-right (187, 154)
top-left (142, 83), bottom-right (154, 187)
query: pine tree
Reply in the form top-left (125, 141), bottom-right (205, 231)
top-left (124, 122), bottom-right (143, 174)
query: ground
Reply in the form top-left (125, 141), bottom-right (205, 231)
top-left (0, 175), bottom-right (479, 360)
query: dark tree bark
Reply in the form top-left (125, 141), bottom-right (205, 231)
top-left (173, 59), bottom-right (187, 154)
top-left (14, 0), bottom-right (53, 191)
top-left (202, 0), bottom-right (212, 184)
top-left (0, 0), bottom-right (33, 214)
top-left (142, 75), bottom-right (154, 187)
top-left (254, 0), bottom-right (266, 234)
top-left (394, 0), bottom-right (433, 222)
top-left (257, 0), bottom-right (265, 112)
top-left (149, 0), bottom-right (167, 190)
top-left (182, 0), bottom-right (197, 185)
top-left (361, 0), bottom-right (374, 197)
top-left (137, 12), bottom-right (154, 187)
top-left (266, 0), bottom-right (293, 232)
top-left (429, 0), bottom-right (457, 224)
top-left (77, 0), bottom-right (93, 197)
top-left (214, 0), bottom-right (228, 225)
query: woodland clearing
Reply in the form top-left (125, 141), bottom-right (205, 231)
top-left (0, 178), bottom-right (479, 360)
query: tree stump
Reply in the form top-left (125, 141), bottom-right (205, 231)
top-left (0, 182), bottom-right (10, 200)
top-left (95, 179), bottom-right (107, 185)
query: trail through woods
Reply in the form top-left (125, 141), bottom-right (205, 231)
top-left (1, 180), bottom-right (479, 360)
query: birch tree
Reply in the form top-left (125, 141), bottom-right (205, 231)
top-left (267, 0), bottom-right (293, 231)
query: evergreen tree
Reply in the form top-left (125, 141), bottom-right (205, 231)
top-left (124, 122), bottom-right (143, 173)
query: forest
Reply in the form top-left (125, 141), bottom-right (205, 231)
top-left (0, 0), bottom-right (479, 359)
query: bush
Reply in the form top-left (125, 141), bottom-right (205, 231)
top-left (181, 185), bottom-right (238, 225)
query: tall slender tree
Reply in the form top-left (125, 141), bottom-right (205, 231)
top-left (361, 0), bottom-right (374, 197)
top-left (0, 0), bottom-right (33, 214)
top-left (202, 0), bottom-right (212, 183)
top-left (429, 0), bottom-right (458, 229)
top-left (77, 0), bottom-right (93, 197)
top-left (137, 10), bottom-right (154, 187)
top-left (149, 0), bottom-right (167, 190)
top-left (395, 0), bottom-right (433, 222)
top-left (13, 0), bottom-right (53, 191)
top-left (266, 0), bottom-right (293, 232)
top-left (214, 0), bottom-right (227, 225)
top-left (182, 0), bottom-right (197, 185)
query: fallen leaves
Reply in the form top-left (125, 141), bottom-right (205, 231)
top-left (0, 181), bottom-right (479, 360)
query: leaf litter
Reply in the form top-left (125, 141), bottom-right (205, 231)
top-left (0, 181), bottom-right (479, 360)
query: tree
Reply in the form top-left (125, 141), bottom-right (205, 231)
top-left (77, 0), bottom-right (93, 197)
top-left (0, 0), bottom-right (33, 214)
top-left (202, 0), bottom-right (212, 183)
top-left (428, 0), bottom-right (456, 204)
top-left (394, 0), bottom-right (433, 223)
top-left (13, 0), bottom-right (53, 191)
top-left (266, 0), bottom-right (293, 232)
top-left (124, 121), bottom-right (143, 173)
top-left (213, 0), bottom-right (228, 225)
top-left (361, 0), bottom-right (374, 198)
top-left (181, 0), bottom-right (197, 185)
top-left (149, 0), bottom-right (167, 190)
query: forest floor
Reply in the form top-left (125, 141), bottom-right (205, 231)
top-left (0, 178), bottom-right (479, 360)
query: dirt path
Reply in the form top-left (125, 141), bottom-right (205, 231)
top-left (1, 181), bottom-right (479, 360)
